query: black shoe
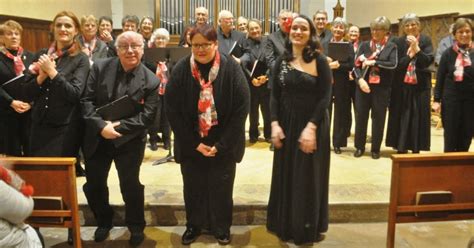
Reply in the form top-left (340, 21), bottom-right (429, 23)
top-left (334, 147), bottom-right (342, 154)
top-left (75, 165), bottom-right (86, 177)
top-left (249, 137), bottom-right (258, 143)
top-left (181, 227), bottom-right (201, 245)
top-left (354, 149), bottom-right (364, 157)
top-left (150, 142), bottom-right (158, 151)
top-left (129, 231), bottom-right (145, 246)
top-left (94, 226), bottom-right (112, 242)
top-left (371, 151), bottom-right (380, 159)
top-left (216, 232), bottom-right (231, 245)
top-left (163, 141), bottom-right (170, 150)
top-left (397, 150), bottom-right (407, 154)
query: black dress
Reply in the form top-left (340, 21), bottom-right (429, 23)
top-left (386, 34), bottom-right (433, 152)
top-left (267, 55), bottom-right (332, 245)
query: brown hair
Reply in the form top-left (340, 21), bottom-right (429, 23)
top-left (452, 17), bottom-right (473, 36)
top-left (51, 10), bottom-right (81, 33)
top-left (189, 24), bottom-right (217, 42)
top-left (2, 20), bottom-right (23, 33)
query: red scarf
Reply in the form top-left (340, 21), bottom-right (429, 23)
top-left (155, 62), bottom-right (168, 95)
top-left (29, 42), bottom-right (77, 74)
top-left (355, 37), bottom-right (387, 84)
top-left (0, 46), bottom-right (25, 76)
top-left (190, 51), bottom-right (220, 137)
top-left (404, 36), bottom-right (420, 85)
top-left (453, 41), bottom-right (472, 82)
top-left (0, 165), bottom-right (34, 196)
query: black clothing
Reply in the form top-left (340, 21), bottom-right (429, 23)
top-left (165, 53), bottom-right (250, 163)
top-left (329, 41), bottom-right (355, 148)
top-left (353, 41), bottom-right (397, 152)
top-left (0, 50), bottom-right (34, 156)
top-left (267, 54), bottom-right (332, 244)
top-left (216, 27), bottom-right (246, 56)
top-left (434, 46), bottom-right (474, 152)
top-left (386, 34), bottom-right (433, 152)
top-left (264, 29), bottom-right (287, 74)
top-left (242, 37), bottom-right (271, 140)
top-left (81, 57), bottom-right (159, 231)
top-left (24, 49), bottom-right (89, 156)
top-left (165, 52), bottom-right (249, 236)
top-left (318, 29), bottom-right (333, 54)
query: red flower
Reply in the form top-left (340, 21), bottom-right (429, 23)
top-left (282, 17), bottom-right (293, 33)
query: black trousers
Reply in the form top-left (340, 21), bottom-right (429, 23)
top-left (180, 155), bottom-right (236, 234)
top-left (83, 136), bottom-right (146, 231)
top-left (148, 95), bottom-right (171, 144)
top-left (249, 85), bottom-right (271, 140)
top-left (354, 85), bottom-right (391, 152)
top-left (441, 97), bottom-right (474, 152)
top-left (332, 80), bottom-right (354, 148)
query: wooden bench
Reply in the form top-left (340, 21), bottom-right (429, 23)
top-left (0, 157), bottom-right (81, 248)
top-left (387, 152), bottom-right (474, 248)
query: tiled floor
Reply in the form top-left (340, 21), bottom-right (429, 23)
top-left (41, 123), bottom-right (474, 247)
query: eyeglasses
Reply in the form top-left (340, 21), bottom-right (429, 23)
top-left (191, 43), bottom-right (213, 50)
top-left (117, 44), bottom-right (143, 52)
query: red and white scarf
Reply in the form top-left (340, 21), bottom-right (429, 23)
top-left (453, 41), bottom-right (472, 82)
top-left (190, 51), bottom-right (220, 137)
top-left (29, 42), bottom-right (77, 74)
top-left (356, 37), bottom-right (387, 84)
top-left (0, 46), bottom-right (25, 76)
top-left (404, 36), bottom-right (420, 85)
top-left (155, 62), bottom-right (168, 95)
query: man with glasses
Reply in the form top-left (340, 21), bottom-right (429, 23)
top-left (179, 6), bottom-right (209, 46)
top-left (216, 10), bottom-right (246, 60)
top-left (313, 10), bottom-right (332, 54)
top-left (81, 31), bottom-right (159, 246)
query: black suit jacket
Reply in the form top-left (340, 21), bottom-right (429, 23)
top-left (24, 49), bottom-right (90, 125)
top-left (81, 57), bottom-right (159, 158)
top-left (264, 29), bottom-right (287, 70)
top-left (0, 50), bottom-right (34, 109)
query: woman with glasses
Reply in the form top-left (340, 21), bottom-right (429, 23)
top-left (433, 18), bottom-right (474, 152)
top-left (165, 24), bottom-right (249, 246)
top-left (0, 20), bottom-right (34, 156)
top-left (386, 13), bottom-right (433, 154)
top-left (266, 15), bottom-right (332, 245)
top-left (353, 16), bottom-right (397, 159)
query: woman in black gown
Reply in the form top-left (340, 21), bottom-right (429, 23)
top-left (267, 15), bottom-right (332, 245)
top-left (386, 13), bottom-right (433, 153)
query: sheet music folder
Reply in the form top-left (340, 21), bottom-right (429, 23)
top-left (328, 42), bottom-right (351, 62)
top-left (250, 60), bottom-right (267, 78)
top-left (96, 95), bottom-right (137, 121)
top-left (1, 74), bottom-right (26, 100)
top-left (144, 47), bottom-right (191, 64)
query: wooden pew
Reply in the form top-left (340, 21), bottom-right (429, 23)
top-left (387, 152), bottom-right (474, 248)
top-left (0, 157), bottom-right (81, 248)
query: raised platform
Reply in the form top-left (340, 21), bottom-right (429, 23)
top-left (74, 126), bottom-right (455, 227)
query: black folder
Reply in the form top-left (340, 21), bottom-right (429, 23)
top-left (168, 47), bottom-right (191, 64)
top-left (96, 95), bottom-right (137, 121)
top-left (144, 48), bottom-right (168, 64)
top-left (328, 42), bottom-right (351, 62)
top-left (250, 60), bottom-right (267, 78)
top-left (229, 41), bottom-right (244, 57)
top-left (1, 74), bottom-right (26, 100)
